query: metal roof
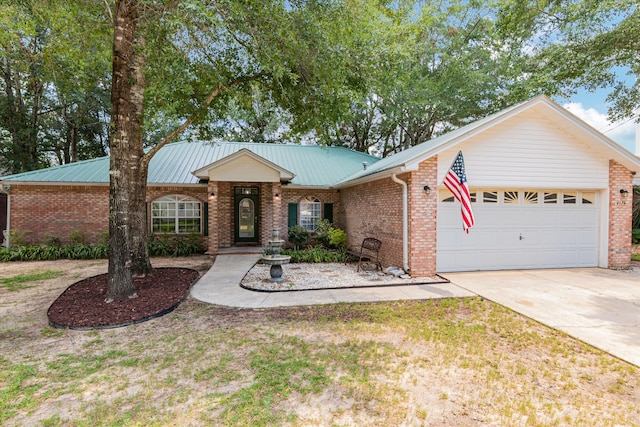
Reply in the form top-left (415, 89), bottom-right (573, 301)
top-left (0, 142), bottom-right (381, 187)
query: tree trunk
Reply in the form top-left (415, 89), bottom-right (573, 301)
top-left (127, 32), bottom-right (154, 278)
top-left (106, 0), bottom-right (140, 302)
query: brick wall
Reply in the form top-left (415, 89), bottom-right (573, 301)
top-left (280, 189), bottom-right (341, 238)
top-left (206, 181), bottom-right (287, 252)
top-left (608, 160), bottom-right (633, 268)
top-left (407, 157), bottom-right (438, 276)
top-left (339, 158), bottom-right (438, 276)
top-left (340, 176), bottom-right (404, 270)
top-left (9, 184), bottom-right (109, 244)
top-left (9, 184), bottom-right (209, 246)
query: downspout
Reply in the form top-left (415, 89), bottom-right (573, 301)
top-left (391, 173), bottom-right (410, 272)
top-left (0, 184), bottom-right (9, 248)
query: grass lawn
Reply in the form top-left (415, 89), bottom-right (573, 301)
top-left (1, 257), bottom-right (638, 426)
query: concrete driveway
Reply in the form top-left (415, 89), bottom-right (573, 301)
top-left (445, 268), bottom-right (640, 367)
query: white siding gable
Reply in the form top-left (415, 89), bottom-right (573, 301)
top-left (437, 109), bottom-right (610, 189)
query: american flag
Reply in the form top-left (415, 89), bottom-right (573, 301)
top-left (443, 151), bottom-right (475, 233)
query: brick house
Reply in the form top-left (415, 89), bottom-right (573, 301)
top-left (2, 95), bottom-right (639, 275)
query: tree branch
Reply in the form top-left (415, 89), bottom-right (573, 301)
top-left (142, 75), bottom-right (262, 164)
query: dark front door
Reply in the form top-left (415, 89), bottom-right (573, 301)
top-left (234, 188), bottom-right (260, 244)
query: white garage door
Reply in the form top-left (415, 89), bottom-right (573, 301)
top-left (436, 189), bottom-right (600, 272)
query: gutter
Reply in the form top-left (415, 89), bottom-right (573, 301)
top-left (0, 183), bottom-right (10, 247)
top-left (391, 173), bottom-right (410, 273)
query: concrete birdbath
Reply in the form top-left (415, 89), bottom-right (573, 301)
top-left (261, 229), bottom-right (291, 282)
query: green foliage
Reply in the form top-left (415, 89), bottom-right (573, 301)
top-left (282, 247), bottom-right (346, 263)
top-left (633, 188), bottom-right (640, 230)
top-left (328, 227), bottom-right (347, 249)
top-left (43, 235), bottom-right (61, 247)
top-left (8, 229), bottom-right (30, 247)
top-left (313, 220), bottom-right (348, 249)
top-left (496, 0), bottom-right (639, 122)
top-left (148, 234), bottom-right (203, 257)
top-left (632, 229), bottom-right (640, 245)
top-left (0, 233), bottom-right (202, 261)
top-left (288, 225), bottom-right (310, 249)
top-left (313, 219), bottom-right (332, 247)
top-left (68, 230), bottom-right (86, 245)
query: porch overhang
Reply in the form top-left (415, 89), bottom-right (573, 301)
top-left (192, 148), bottom-right (295, 183)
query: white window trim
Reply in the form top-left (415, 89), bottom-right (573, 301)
top-left (151, 195), bottom-right (202, 234)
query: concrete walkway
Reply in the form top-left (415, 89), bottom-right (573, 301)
top-left (446, 268), bottom-right (640, 367)
top-left (189, 254), bottom-right (474, 308)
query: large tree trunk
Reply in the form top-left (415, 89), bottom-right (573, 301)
top-left (128, 32), bottom-right (154, 278)
top-left (106, 0), bottom-right (141, 302)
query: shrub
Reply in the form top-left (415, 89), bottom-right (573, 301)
top-left (314, 219), bottom-right (332, 247)
top-left (328, 227), bottom-right (347, 249)
top-left (148, 233), bottom-right (203, 257)
top-left (69, 230), bottom-right (86, 245)
top-left (8, 229), bottom-right (30, 247)
top-left (288, 225), bottom-right (310, 249)
top-left (43, 236), bottom-right (62, 247)
top-left (282, 247), bottom-right (346, 263)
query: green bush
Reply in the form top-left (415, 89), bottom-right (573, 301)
top-left (282, 247), bottom-right (346, 263)
top-left (288, 225), bottom-right (310, 249)
top-left (148, 233), bottom-right (203, 257)
top-left (69, 230), bottom-right (86, 245)
top-left (8, 229), bottom-right (30, 247)
top-left (0, 233), bottom-right (202, 262)
top-left (328, 227), bottom-right (347, 249)
top-left (43, 235), bottom-right (62, 247)
top-left (632, 228), bottom-right (640, 244)
top-left (314, 219), bottom-right (332, 247)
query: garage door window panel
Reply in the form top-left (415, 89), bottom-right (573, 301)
top-left (581, 192), bottom-right (595, 205)
top-left (482, 191), bottom-right (498, 204)
top-left (524, 191), bottom-right (539, 204)
top-left (504, 191), bottom-right (519, 205)
top-left (544, 192), bottom-right (558, 204)
top-left (563, 192), bottom-right (577, 204)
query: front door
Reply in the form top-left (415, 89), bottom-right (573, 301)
top-left (234, 187), bottom-right (260, 244)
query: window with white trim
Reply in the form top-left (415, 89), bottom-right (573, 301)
top-left (299, 196), bottom-right (321, 232)
top-left (151, 195), bottom-right (202, 233)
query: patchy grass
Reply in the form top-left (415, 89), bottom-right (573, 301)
top-left (1, 258), bottom-right (639, 426)
top-left (631, 253), bottom-right (640, 261)
top-left (1, 270), bottom-right (64, 291)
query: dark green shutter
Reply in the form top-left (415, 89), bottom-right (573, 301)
top-left (203, 202), bottom-right (209, 236)
top-left (323, 203), bottom-right (333, 223)
top-left (288, 203), bottom-right (298, 228)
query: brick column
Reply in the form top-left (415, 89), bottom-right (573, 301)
top-left (408, 157), bottom-right (438, 276)
top-left (207, 181), bottom-right (219, 254)
top-left (608, 160), bottom-right (633, 268)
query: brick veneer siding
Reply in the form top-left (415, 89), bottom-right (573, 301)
top-left (340, 157), bottom-right (439, 277)
top-left (9, 184), bottom-right (109, 244)
top-left (340, 176), bottom-right (405, 270)
top-left (8, 184), bottom-right (210, 246)
top-left (608, 160), bottom-right (633, 268)
top-left (407, 157), bottom-right (438, 276)
top-left (206, 181), bottom-right (293, 253)
top-left (280, 189), bottom-right (341, 238)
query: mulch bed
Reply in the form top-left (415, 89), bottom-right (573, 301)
top-left (48, 268), bottom-right (199, 330)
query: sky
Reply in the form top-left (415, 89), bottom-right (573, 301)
top-left (557, 88), bottom-right (638, 155)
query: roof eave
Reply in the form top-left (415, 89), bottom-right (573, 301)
top-left (335, 165), bottom-right (414, 188)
